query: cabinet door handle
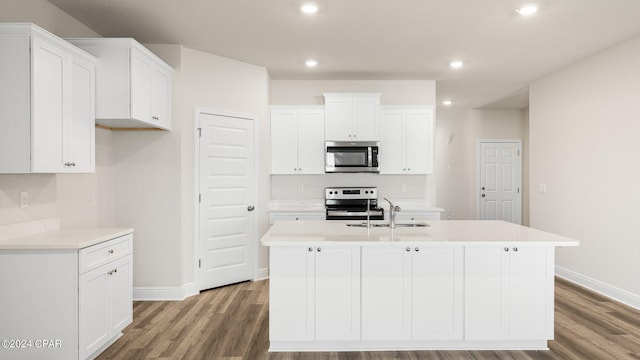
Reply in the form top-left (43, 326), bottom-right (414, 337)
top-left (152, 116), bottom-right (159, 120)
top-left (247, 205), bottom-right (255, 212)
top-left (504, 247), bottom-right (509, 252)
top-left (108, 249), bottom-right (114, 254)
top-left (317, 247), bottom-right (322, 252)
top-left (308, 247), bottom-right (313, 252)
top-left (406, 247), bottom-right (411, 252)
top-left (414, 247), bottom-right (420, 252)
top-left (513, 247), bottom-right (518, 252)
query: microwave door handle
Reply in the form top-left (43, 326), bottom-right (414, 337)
top-left (368, 147), bottom-right (372, 167)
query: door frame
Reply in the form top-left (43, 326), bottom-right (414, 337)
top-left (194, 108), bottom-right (259, 292)
top-left (476, 139), bottom-right (522, 223)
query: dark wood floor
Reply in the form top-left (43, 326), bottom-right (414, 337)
top-left (97, 277), bottom-right (640, 360)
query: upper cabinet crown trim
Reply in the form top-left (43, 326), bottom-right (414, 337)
top-left (0, 23), bottom-right (97, 62)
top-left (65, 37), bottom-right (174, 73)
top-left (323, 93), bottom-right (382, 98)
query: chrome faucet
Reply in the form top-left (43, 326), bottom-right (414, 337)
top-left (383, 198), bottom-right (401, 228)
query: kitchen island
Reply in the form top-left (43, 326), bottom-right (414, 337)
top-left (261, 220), bottom-right (579, 352)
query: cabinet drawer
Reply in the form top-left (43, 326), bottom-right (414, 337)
top-left (79, 234), bottom-right (133, 274)
top-left (269, 212), bottom-right (325, 225)
top-left (395, 212), bottom-right (441, 222)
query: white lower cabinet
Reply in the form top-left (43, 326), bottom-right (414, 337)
top-left (361, 246), bottom-right (463, 341)
top-left (0, 232), bottom-right (133, 360)
top-left (79, 254), bottom-right (133, 359)
top-left (464, 246), bottom-right (553, 341)
top-left (269, 246), bottom-right (360, 342)
top-left (269, 244), bottom-right (554, 351)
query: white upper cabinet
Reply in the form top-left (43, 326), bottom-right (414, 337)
top-left (270, 107), bottom-right (325, 174)
top-left (324, 93), bottom-right (381, 141)
top-left (66, 38), bottom-right (173, 130)
top-left (380, 107), bottom-right (434, 174)
top-left (0, 23), bottom-right (96, 173)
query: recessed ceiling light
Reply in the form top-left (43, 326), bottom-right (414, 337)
top-left (305, 59), bottom-right (318, 68)
top-left (442, 100), bottom-right (453, 106)
top-left (516, 4), bottom-right (538, 16)
top-left (449, 60), bottom-right (464, 69)
top-left (301, 3), bottom-right (318, 14)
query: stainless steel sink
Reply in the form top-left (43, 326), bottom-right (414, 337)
top-left (346, 222), bottom-right (429, 228)
top-left (345, 223), bottom-right (390, 228)
top-left (394, 223), bottom-right (430, 227)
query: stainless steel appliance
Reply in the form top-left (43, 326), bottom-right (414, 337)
top-left (325, 187), bottom-right (384, 220)
top-left (325, 141), bottom-right (379, 173)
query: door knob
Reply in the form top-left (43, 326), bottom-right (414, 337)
top-left (247, 205), bottom-right (255, 211)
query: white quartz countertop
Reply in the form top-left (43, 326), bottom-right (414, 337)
top-left (261, 220), bottom-right (579, 246)
top-left (0, 228), bottom-right (134, 250)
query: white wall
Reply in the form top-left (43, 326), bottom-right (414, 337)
top-left (109, 45), bottom-right (270, 289)
top-left (530, 35), bottom-right (640, 301)
top-left (0, 0), bottom-right (115, 229)
top-left (434, 108), bottom-right (528, 222)
top-left (270, 80), bottom-right (437, 204)
top-left (178, 47), bottom-right (270, 285)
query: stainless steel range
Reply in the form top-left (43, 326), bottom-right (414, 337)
top-left (325, 187), bottom-right (384, 221)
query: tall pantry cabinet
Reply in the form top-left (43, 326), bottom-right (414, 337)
top-left (0, 23), bottom-right (96, 173)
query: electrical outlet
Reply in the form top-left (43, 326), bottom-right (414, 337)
top-left (20, 191), bottom-right (28, 208)
top-left (539, 184), bottom-right (547, 193)
top-left (87, 190), bottom-right (95, 201)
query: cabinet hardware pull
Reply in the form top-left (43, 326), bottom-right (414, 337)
top-left (513, 247), bottom-right (518, 252)
top-left (152, 116), bottom-right (159, 120)
top-left (406, 247), bottom-right (411, 252)
top-left (504, 247), bottom-right (509, 252)
top-left (108, 249), bottom-right (114, 254)
top-left (415, 247), bottom-right (420, 252)
top-left (317, 247), bottom-right (322, 252)
top-left (114, 268), bottom-right (118, 273)
top-left (308, 247), bottom-right (313, 252)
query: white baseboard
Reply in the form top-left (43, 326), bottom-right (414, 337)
top-left (133, 282), bottom-right (198, 301)
top-left (555, 266), bottom-right (640, 310)
top-left (255, 267), bottom-right (269, 281)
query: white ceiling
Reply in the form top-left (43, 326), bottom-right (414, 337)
top-left (48, 0), bottom-right (640, 109)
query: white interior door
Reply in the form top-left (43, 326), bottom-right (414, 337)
top-left (198, 112), bottom-right (255, 291)
top-left (479, 141), bottom-right (522, 224)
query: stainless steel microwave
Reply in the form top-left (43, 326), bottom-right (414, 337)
top-left (325, 141), bottom-right (379, 173)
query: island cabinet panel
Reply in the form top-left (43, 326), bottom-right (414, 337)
top-left (269, 246), bottom-right (361, 342)
top-left (464, 246), bottom-right (554, 341)
top-left (268, 246), bottom-right (315, 341)
top-left (361, 246), bottom-right (412, 340)
top-left (362, 246), bottom-right (463, 341)
top-left (315, 246), bottom-right (361, 340)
